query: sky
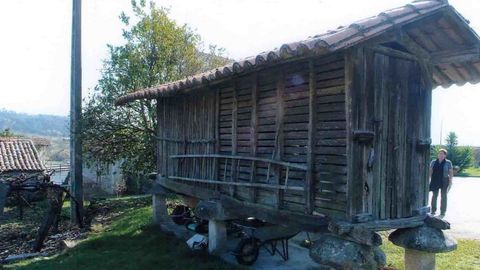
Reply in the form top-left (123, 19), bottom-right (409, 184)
top-left (0, 0), bottom-right (479, 145)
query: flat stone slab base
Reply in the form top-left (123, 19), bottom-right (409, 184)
top-left (309, 234), bottom-right (385, 269)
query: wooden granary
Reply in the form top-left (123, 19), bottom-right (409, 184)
top-left (117, 0), bottom-right (480, 233)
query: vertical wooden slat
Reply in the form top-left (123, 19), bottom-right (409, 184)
top-left (306, 59), bottom-right (316, 214)
top-left (156, 99), bottom-right (162, 174)
top-left (214, 88), bottom-right (220, 191)
top-left (406, 60), bottom-right (420, 216)
top-left (274, 69), bottom-right (285, 209)
top-left (250, 73), bottom-right (259, 202)
top-left (372, 53), bottom-right (388, 220)
top-left (381, 55), bottom-right (390, 219)
top-left (395, 58), bottom-right (409, 218)
top-left (231, 81), bottom-right (238, 197)
top-left (363, 49), bottom-right (376, 216)
top-left (345, 47), bottom-right (365, 220)
top-left (422, 62), bottom-right (434, 208)
top-left (162, 98), bottom-right (168, 177)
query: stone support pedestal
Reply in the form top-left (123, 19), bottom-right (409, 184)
top-left (152, 193), bottom-right (170, 225)
top-left (0, 182), bottom-right (10, 216)
top-left (389, 224), bottom-right (457, 270)
top-left (405, 249), bottom-right (436, 270)
top-left (309, 233), bottom-right (385, 269)
top-left (208, 219), bottom-right (227, 254)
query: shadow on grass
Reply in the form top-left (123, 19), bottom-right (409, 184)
top-left (7, 207), bottom-right (237, 270)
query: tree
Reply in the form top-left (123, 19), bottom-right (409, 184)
top-left (0, 128), bottom-right (16, 137)
top-left (82, 1), bottom-right (229, 185)
top-left (443, 132), bottom-right (473, 172)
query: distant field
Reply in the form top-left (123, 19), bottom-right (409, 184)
top-left (458, 167), bottom-right (480, 177)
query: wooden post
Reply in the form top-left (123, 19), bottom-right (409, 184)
top-left (306, 59), bottom-right (316, 214)
top-left (274, 69), bottom-right (285, 209)
top-left (70, 0), bottom-right (83, 224)
top-left (230, 81), bottom-right (238, 197)
top-left (214, 88), bottom-right (220, 190)
top-left (250, 73), bottom-right (258, 202)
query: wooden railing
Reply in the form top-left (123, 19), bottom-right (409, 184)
top-left (168, 154), bottom-right (307, 192)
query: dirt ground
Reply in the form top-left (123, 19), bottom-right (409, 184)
top-left (0, 196), bottom-right (151, 262)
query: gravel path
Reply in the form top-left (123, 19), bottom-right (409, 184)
top-left (435, 177), bottom-right (480, 240)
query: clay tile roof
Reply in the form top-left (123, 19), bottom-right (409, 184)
top-left (116, 0), bottom-right (455, 105)
top-left (0, 138), bottom-right (45, 173)
top-left (31, 137), bottom-right (51, 147)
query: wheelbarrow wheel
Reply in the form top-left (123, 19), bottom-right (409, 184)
top-left (170, 205), bottom-right (191, 225)
top-left (234, 238), bottom-right (260, 266)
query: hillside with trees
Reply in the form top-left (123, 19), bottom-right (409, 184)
top-left (0, 109), bottom-right (68, 137)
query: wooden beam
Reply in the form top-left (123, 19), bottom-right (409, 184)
top-left (168, 176), bottom-right (305, 191)
top-left (158, 176), bottom-right (329, 232)
top-left (274, 69), bottom-right (285, 209)
top-left (371, 45), bottom-right (418, 62)
top-left (220, 196), bottom-right (329, 232)
top-left (231, 81), bottom-right (238, 197)
top-left (306, 59), bottom-right (316, 214)
top-left (431, 46), bottom-right (480, 64)
top-left (396, 31), bottom-right (431, 60)
top-left (250, 73), bottom-right (259, 203)
top-left (214, 87), bottom-right (220, 191)
top-left (345, 47), bottom-right (365, 221)
top-left (329, 214), bottom-right (426, 234)
top-left (169, 154), bottom-right (307, 170)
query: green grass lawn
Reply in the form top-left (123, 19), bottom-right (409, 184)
top-left (5, 204), bottom-right (235, 270)
top-left (4, 197), bottom-right (480, 270)
top-left (381, 236), bottom-right (480, 269)
top-left (457, 167), bottom-right (480, 177)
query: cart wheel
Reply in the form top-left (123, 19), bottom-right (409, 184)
top-left (234, 238), bottom-right (260, 266)
top-left (170, 205), bottom-right (191, 225)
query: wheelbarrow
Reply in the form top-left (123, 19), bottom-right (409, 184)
top-left (232, 219), bottom-right (300, 265)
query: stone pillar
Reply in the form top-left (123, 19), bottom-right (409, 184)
top-left (0, 182), bottom-right (10, 216)
top-left (152, 193), bottom-right (170, 225)
top-left (405, 249), bottom-right (436, 270)
top-left (208, 219), bottom-right (227, 254)
top-left (389, 223), bottom-right (457, 270)
top-left (151, 181), bottom-right (171, 225)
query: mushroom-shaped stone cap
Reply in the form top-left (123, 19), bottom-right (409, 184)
top-left (389, 225), bottom-right (457, 253)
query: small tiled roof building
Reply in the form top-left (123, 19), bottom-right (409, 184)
top-left (0, 138), bottom-right (45, 178)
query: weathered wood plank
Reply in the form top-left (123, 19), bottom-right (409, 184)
top-left (274, 69), bottom-right (285, 209)
top-left (229, 81), bottom-right (238, 196)
top-left (250, 73), bottom-right (259, 203)
top-left (306, 59), bottom-right (316, 214)
top-left (345, 47), bottom-right (365, 220)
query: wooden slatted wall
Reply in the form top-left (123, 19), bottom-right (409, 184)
top-left (156, 52), bottom-right (348, 217)
top-left (313, 53), bottom-right (348, 217)
top-left (157, 91), bottom-right (217, 187)
top-left (213, 53), bottom-right (347, 215)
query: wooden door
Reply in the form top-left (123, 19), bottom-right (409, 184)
top-left (367, 47), bottom-right (429, 220)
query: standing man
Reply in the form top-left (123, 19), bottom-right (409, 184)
top-left (429, 149), bottom-right (454, 218)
